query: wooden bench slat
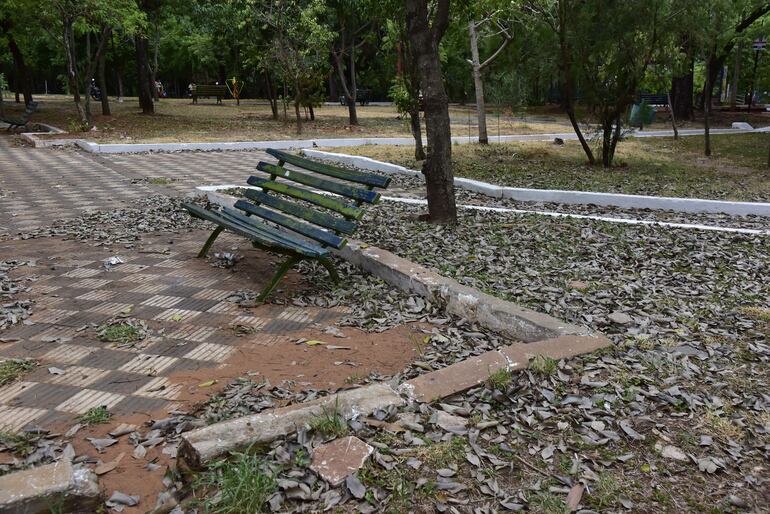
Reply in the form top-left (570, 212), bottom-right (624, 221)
top-left (184, 203), bottom-right (327, 258)
top-left (234, 199), bottom-right (346, 249)
top-left (247, 176), bottom-right (365, 220)
top-left (256, 162), bottom-right (380, 204)
top-left (242, 189), bottom-right (357, 235)
top-left (266, 149), bottom-right (391, 189)
top-left (219, 207), bottom-right (328, 255)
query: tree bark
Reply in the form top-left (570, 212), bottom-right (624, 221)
top-left (332, 30), bottom-right (359, 126)
top-left (6, 32), bottom-right (33, 105)
top-left (406, 0), bottom-right (456, 223)
top-left (98, 36), bottom-right (111, 116)
top-left (666, 90), bottom-right (678, 139)
top-left (409, 108), bottom-right (425, 160)
top-left (704, 57), bottom-right (712, 157)
top-left (84, 26), bottom-right (110, 124)
top-left (557, 0), bottom-right (595, 164)
top-left (151, 23), bottom-right (160, 101)
top-left (265, 72), bottom-right (278, 119)
top-left (730, 41), bottom-right (743, 109)
top-left (135, 35), bottom-right (155, 114)
top-left (671, 71), bottom-right (693, 120)
top-left (294, 80), bottom-right (303, 134)
top-left (62, 19), bottom-right (87, 124)
top-left (468, 21), bottom-right (488, 144)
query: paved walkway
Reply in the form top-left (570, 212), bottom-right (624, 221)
top-left (0, 136), bottom-right (158, 232)
top-left (0, 134), bottom-right (275, 230)
top-left (0, 233), bottom-right (346, 430)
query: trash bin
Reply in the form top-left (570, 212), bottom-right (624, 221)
top-left (629, 101), bottom-right (656, 128)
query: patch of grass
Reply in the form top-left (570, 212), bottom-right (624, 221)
top-left (0, 359), bottom-right (37, 386)
top-left (739, 306), bottom-right (770, 322)
top-left (330, 133), bottom-right (770, 201)
top-left (77, 406), bottom-right (111, 425)
top-left (589, 473), bottom-right (623, 509)
top-left (98, 322), bottom-right (141, 344)
top-left (147, 177), bottom-right (174, 185)
top-left (194, 451), bottom-right (277, 514)
top-left (488, 367), bottom-right (512, 390)
top-left (528, 492), bottom-right (569, 514)
top-left (0, 431), bottom-right (39, 456)
top-left (703, 410), bottom-right (742, 440)
top-left (529, 355), bottom-right (559, 376)
top-left (414, 436), bottom-right (466, 468)
top-left (309, 398), bottom-right (349, 438)
top-left (231, 324), bottom-right (257, 335)
top-left (344, 373), bottom-right (365, 385)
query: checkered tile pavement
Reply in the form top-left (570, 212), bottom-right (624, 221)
top-left (94, 149), bottom-right (272, 194)
top-left (0, 135), bottom-right (157, 232)
top-left (0, 235), bottom-right (344, 432)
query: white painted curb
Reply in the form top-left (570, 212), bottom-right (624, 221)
top-left (195, 185), bottom-right (769, 235)
top-left (22, 127), bottom-right (758, 154)
top-left (303, 150), bottom-right (770, 218)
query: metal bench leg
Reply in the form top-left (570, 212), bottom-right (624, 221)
top-left (197, 226), bottom-right (224, 258)
top-left (257, 254), bottom-right (301, 303)
top-left (318, 257), bottom-right (340, 283)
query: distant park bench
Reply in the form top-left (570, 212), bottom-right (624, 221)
top-left (1, 101), bottom-right (38, 131)
top-left (191, 84), bottom-right (227, 104)
top-left (183, 148), bottom-right (391, 302)
top-left (639, 93), bottom-right (669, 108)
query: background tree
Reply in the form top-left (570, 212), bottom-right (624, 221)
top-left (467, 2), bottom-right (513, 144)
top-left (253, 0), bottom-right (332, 134)
top-left (406, 0), bottom-right (456, 223)
top-left (326, 0), bottom-right (379, 126)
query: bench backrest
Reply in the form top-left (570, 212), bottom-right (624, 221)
top-left (191, 85), bottom-right (227, 96)
top-left (234, 149), bottom-right (391, 250)
top-left (639, 93), bottom-right (668, 106)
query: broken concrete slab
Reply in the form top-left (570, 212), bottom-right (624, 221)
top-left (178, 383), bottom-right (403, 469)
top-left (0, 460), bottom-right (100, 514)
top-left (310, 436), bottom-right (374, 486)
top-left (335, 240), bottom-right (593, 342)
top-left (401, 335), bottom-right (611, 402)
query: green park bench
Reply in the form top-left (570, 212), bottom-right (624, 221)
top-left (183, 148), bottom-right (391, 302)
top-left (191, 84), bottom-right (227, 104)
top-left (2, 101), bottom-right (38, 131)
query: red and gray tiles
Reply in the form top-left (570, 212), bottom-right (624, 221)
top-left (0, 235), bottom-right (343, 431)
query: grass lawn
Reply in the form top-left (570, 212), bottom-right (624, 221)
top-left (327, 133), bottom-right (770, 201)
top-left (2, 95), bottom-right (570, 143)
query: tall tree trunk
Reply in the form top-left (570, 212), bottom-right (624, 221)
top-left (406, 0), bottom-right (456, 223)
top-left (83, 26), bottom-right (110, 124)
top-left (150, 23), bottom-right (160, 101)
top-left (6, 32), bottom-right (33, 105)
top-left (332, 32), bottom-right (359, 126)
top-left (468, 21), bottom-right (488, 144)
top-left (135, 36), bottom-right (154, 114)
top-left (730, 41), bottom-right (743, 109)
top-left (557, 0), bottom-right (595, 164)
top-left (704, 58), bottom-right (713, 157)
top-left (666, 90), bottom-right (678, 139)
top-left (409, 108), bottom-right (426, 160)
top-left (63, 19), bottom-right (87, 124)
top-left (98, 36), bottom-right (111, 116)
top-left (294, 80), bottom-right (303, 134)
top-left (671, 71), bottom-right (693, 120)
top-left (265, 72), bottom-right (278, 119)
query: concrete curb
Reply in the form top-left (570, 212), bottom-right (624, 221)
top-left (178, 383), bottom-right (403, 469)
top-left (303, 149), bottom-right (770, 217)
top-left (334, 240), bottom-right (593, 342)
top-left (197, 188), bottom-right (596, 343)
top-left (22, 127), bottom-right (755, 154)
top-left (400, 334), bottom-right (612, 402)
top-left (0, 460), bottom-right (100, 514)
